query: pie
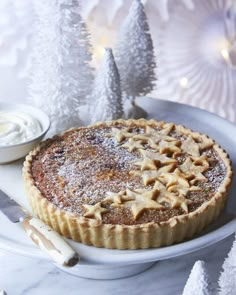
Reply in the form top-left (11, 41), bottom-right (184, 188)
top-left (23, 119), bottom-right (233, 249)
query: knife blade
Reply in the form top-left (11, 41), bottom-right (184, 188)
top-left (0, 189), bottom-right (79, 267)
top-left (0, 190), bottom-right (28, 223)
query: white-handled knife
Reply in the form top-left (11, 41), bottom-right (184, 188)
top-left (0, 189), bottom-right (79, 267)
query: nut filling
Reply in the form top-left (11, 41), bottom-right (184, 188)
top-left (30, 121), bottom-right (228, 225)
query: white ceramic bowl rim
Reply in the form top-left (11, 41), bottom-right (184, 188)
top-left (0, 103), bottom-right (50, 149)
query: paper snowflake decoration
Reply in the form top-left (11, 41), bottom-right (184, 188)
top-left (0, 0), bottom-right (33, 77)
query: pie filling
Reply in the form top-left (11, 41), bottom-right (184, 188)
top-left (30, 122), bottom-right (227, 225)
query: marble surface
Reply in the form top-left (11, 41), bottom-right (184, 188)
top-left (0, 235), bottom-right (234, 295)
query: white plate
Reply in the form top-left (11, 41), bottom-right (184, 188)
top-left (0, 97), bottom-right (236, 279)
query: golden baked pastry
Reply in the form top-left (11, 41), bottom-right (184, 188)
top-left (23, 119), bottom-right (233, 249)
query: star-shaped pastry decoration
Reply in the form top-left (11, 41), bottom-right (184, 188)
top-left (121, 138), bottom-right (146, 152)
top-left (130, 163), bottom-right (176, 185)
top-left (159, 168), bottom-right (190, 188)
top-left (153, 179), bottom-right (167, 193)
top-left (83, 202), bottom-right (108, 220)
top-left (198, 136), bottom-right (214, 150)
top-left (158, 140), bottom-right (181, 154)
top-left (146, 126), bottom-right (176, 143)
top-left (146, 138), bottom-right (180, 152)
top-left (138, 149), bottom-right (177, 165)
top-left (167, 184), bottom-right (200, 196)
top-left (154, 180), bottom-right (192, 213)
top-left (131, 125), bottom-right (176, 147)
top-left (124, 188), bottom-right (164, 219)
top-left (190, 173), bottom-right (207, 184)
top-left (103, 191), bottom-right (133, 204)
top-left (159, 193), bottom-right (192, 213)
top-left (192, 156), bottom-right (209, 170)
top-left (147, 140), bottom-right (160, 151)
top-left (132, 133), bottom-right (150, 142)
top-left (133, 149), bottom-right (163, 171)
top-left (181, 136), bottom-right (200, 157)
top-left (127, 125), bottom-right (178, 152)
top-left (160, 123), bottom-right (175, 135)
top-left (134, 157), bottom-right (158, 171)
top-left (180, 157), bottom-right (209, 175)
top-left (105, 127), bottom-right (133, 143)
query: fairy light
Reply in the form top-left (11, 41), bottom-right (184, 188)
top-left (88, 25), bottom-right (113, 68)
top-left (179, 77), bottom-right (188, 89)
top-left (93, 46), bottom-right (105, 64)
top-left (220, 47), bottom-right (236, 69)
top-left (221, 48), bottom-right (230, 62)
top-left (222, 1), bottom-right (236, 69)
top-left (178, 77), bottom-right (189, 100)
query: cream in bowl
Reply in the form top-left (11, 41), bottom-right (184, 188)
top-left (0, 103), bottom-right (50, 164)
top-left (0, 111), bottom-right (42, 146)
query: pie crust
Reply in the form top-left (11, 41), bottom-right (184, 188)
top-left (23, 119), bottom-right (233, 249)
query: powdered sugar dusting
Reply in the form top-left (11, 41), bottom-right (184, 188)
top-left (31, 124), bottom-right (227, 224)
top-left (58, 128), bottom-right (143, 201)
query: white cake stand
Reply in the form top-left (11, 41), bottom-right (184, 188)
top-left (0, 97), bottom-right (235, 279)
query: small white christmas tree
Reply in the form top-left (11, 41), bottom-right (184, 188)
top-left (29, 0), bottom-right (94, 136)
top-left (182, 260), bottom-right (213, 295)
top-left (90, 48), bottom-right (124, 124)
top-left (218, 234), bottom-right (236, 295)
top-left (115, 0), bottom-right (156, 105)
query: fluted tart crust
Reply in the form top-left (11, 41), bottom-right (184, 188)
top-left (23, 119), bottom-right (233, 249)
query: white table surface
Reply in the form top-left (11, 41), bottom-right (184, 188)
top-left (0, 97), bottom-right (235, 294)
top-left (0, 235), bottom-right (233, 295)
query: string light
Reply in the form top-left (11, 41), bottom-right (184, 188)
top-left (179, 77), bottom-right (188, 89)
top-left (222, 1), bottom-right (236, 69)
top-left (221, 47), bottom-right (236, 69)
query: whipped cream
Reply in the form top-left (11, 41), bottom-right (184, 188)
top-left (0, 111), bottom-right (42, 146)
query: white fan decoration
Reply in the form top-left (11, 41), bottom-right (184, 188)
top-left (0, 0), bottom-right (33, 78)
top-left (0, 0), bottom-right (33, 67)
top-left (80, 0), bottom-right (194, 23)
top-left (156, 0), bottom-right (236, 123)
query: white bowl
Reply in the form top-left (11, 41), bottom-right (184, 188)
top-left (0, 103), bottom-right (50, 164)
